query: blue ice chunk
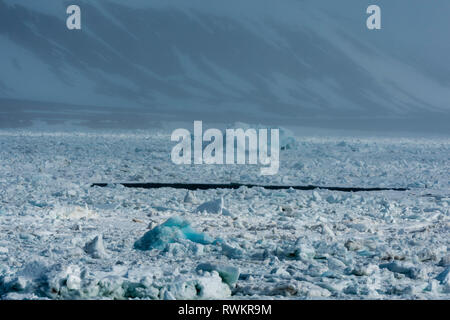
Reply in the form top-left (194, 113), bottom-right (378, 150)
top-left (221, 242), bottom-right (244, 259)
top-left (357, 250), bottom-right (376, 258)
top-left (29, 200), bottom-right (47, 208)
top-left (134, 216), bottom-right (214, 251)
top-left (214, 237), bottom-right (225, 244)
top-left (379, 261), bottom-right (423, 279)
top-left (436, 267), bottom-right (450, 284)
top-left (320, 271), bottom-right (339, 279)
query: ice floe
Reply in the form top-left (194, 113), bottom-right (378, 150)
top-left (195, 197), bottom-right (230, 215)
top-left (196, 263), bottom-right (240, 287)
top-left (0, 130), bottom-right (448, 300)
top-left (84, 235), bottom-right (110, 259)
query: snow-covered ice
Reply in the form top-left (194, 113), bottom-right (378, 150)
top-left (0, 128), bottom-right (448, 299)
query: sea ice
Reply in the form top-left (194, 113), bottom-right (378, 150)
top-left (380, 261), bottom-right (425, 280)
top-left (50, 205), bottom-right (96, 220)
top-left (438, 255), bottom-right (450, 267)
top-left (195, 272), bottom-right (232, 299)
top-left (184, 191), bottom-right (197, 204)
top-left (221, 242), bottom-right (245, 259)
top-left (84, 235), bottom-right (110, 259)
top-left (196, 263), bottom-right (240, 287)
top-left (0, 130), bottom-right (449, 300)
top-left (292, 237), bottom-right (316, 260)
top-left (195, 197), bottom-right (229, 215)
top-left (436, 267), bottom-right (450, 285)
top-left (160, 272), bottom-right (232, 299)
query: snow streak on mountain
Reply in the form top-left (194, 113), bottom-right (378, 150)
top-left (0, 0), bottom-right (449, 132)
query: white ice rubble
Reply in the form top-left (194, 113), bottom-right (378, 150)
top-left (0, 129), bottom-right (448, 299)
top-left (84, 235), bottom-right (110, 259)
top-left (195, 197), bottom-right (232, 216)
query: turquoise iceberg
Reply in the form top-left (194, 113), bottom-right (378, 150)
top-left (134, 216), bottom-right (214, 250)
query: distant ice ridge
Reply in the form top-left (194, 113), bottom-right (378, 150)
top-left (228, 122), bottom-right (297, 150)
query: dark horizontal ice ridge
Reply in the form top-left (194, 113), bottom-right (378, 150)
top-left (91, 182), bottom-right (409, 192)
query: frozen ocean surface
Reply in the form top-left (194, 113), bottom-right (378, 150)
top-left (0, 126), bottom-right (448, 299)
